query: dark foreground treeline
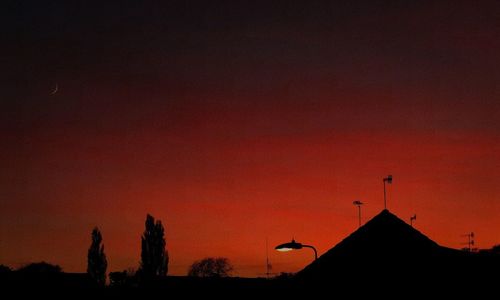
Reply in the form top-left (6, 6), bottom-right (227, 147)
top-left (0, 254), bottom-right (498, 298)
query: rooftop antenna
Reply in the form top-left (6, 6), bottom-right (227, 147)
top-left (383, 175), bottom-right (393, 210)
top-left (410, 214), bottom-right (416, 227)
top-left (353, 200), bottom-right (364, 228)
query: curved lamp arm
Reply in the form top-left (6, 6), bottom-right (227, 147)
top-left (302, 244), bottom-right (318, 260)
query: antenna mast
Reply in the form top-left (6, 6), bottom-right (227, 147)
top-left (266, 238), bottom-right (271, 278)
top-left (410, 214), bottom-right (416, 227)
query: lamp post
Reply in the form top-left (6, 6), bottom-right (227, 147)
top-left (353, 200), bottom-right (364, 228)
top-left (275, 239), bottom-right (318, 260)
top-left (383, 175), bottom-right (392, 210)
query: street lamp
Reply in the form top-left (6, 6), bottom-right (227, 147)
top-left (383, 175), bottom-right (393, 210)
top-left (275, 239), bottom-right (318, 260)
top-left (353, 200), bottom-right (364, 228)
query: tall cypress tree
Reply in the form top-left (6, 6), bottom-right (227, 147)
top-left (87, 227), bottom-right (107, 286)
top-left (140, 214), bottom-right (168, 278)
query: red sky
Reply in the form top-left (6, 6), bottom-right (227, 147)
top-left (1, 1), bottom-right (500, 276)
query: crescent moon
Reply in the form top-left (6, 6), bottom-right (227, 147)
top-left (50, 84), bottom-right (59, 95)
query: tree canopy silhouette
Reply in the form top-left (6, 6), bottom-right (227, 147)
top-left (188, 257), bottom-right (233, 278)
top-left (87, 227), bottom-right (107, 286)
top-left (140, 214), bottom-right (169, 278)
top-left (18, 262), bottom-right (62, 273)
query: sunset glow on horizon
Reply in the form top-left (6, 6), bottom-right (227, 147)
top-left (1, 1), bottom-right (500, 277)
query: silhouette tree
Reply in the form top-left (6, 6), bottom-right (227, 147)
top-left (188, 257), bottom-right (233, 278)
top-left (17, 262), bottom-right (62, 273)
top-left (87, 227), bottom-right (107, 286)
top-left (140, 214), bottom-right (168, 278)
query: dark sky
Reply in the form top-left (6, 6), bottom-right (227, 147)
top-left (1, 1), bottom-right (500, 276)
top-left (4, 1), bottom-right (500, 134)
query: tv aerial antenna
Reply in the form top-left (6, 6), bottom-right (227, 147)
top-left (410, 214), bottom-right (416, 227)
top-left (353, 200), bottom-right (364, 228)
top-left (260, 238), bottom-right (277, 279)
top-left (461, 232), bottom-right (475, 252)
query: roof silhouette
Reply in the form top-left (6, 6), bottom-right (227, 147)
top-left (297, 209), bottom-right (464, 281)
